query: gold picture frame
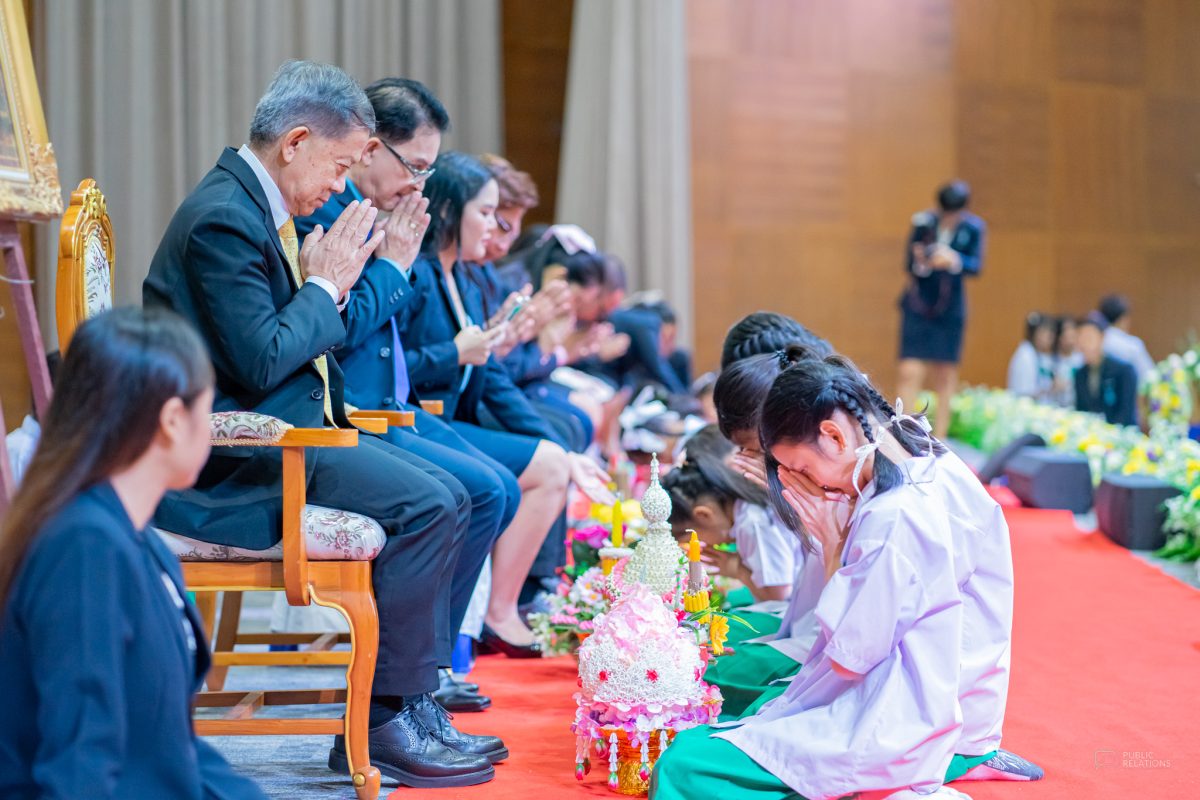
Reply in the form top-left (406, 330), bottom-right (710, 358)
top-left (0, 0), bottom-right (61, 220)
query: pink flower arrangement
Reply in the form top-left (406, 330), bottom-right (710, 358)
top-left (573, 524), bottom-right (609, 550)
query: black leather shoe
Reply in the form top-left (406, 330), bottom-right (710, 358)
top-left (440, 667), bottom-right (480, 694)
top-left (479, 624), bottom-right (543, 659)
top-left (410, 693), bottom-right (509, 764)
top-left (434, 670), bottom-right (491, 713)
top-left (328, 705), bottom-right (494, 788)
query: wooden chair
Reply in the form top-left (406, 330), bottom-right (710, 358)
top-left (55, 178), bottom-right (409, 800)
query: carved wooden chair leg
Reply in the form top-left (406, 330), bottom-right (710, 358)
top-left (312, 568), bottom-right (380, 800)
top-left (194, 591), bottom-right (218, 641)
top-left (206, 590), bottom-right (244, 691)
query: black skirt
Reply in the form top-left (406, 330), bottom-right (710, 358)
top-left (899, 307), bottom-right (965, 364)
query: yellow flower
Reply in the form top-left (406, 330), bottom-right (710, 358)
top-left (1190, 486), bottom-right (1200, 503)
top-left (590, 504), bottom-right (613, 524)
top-left (709, 616), bottom-right (730, 656)
top-left (1050, 428), bottom-right (1068, 446)
top-left (621, 499), bottom-right (643, 520)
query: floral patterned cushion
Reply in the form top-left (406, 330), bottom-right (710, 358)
top-left (209, 411), bottom-right (293, 443)
top-left (157, 504), bottom-right (385, 562)
top-left (83, 231), bottom-right (113, 318)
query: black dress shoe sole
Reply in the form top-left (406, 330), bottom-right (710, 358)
top-left (483, 746), bottom-right (510, 764)
top-left (328, 747), bottom-right (495, 788)
top-left (435, 694), bottom-right (493, 713)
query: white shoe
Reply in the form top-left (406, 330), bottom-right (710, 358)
top-left (880, 787), bottom-right (973, 800)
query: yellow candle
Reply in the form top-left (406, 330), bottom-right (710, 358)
top-left (688, 530), bottom-right (701, 562)
top-left (611, 498), bottom-right (624, 547)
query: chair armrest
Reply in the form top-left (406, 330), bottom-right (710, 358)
top-left (419, 400), bottom-right (444, 416)
top-left (212, 428), bottom-right (359, 448)
top-left (349, 409), bottom-right (415, 428)
top-left (349, 416), bottom-right (388, 434)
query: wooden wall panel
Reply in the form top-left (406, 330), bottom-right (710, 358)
top-left (1053, 0), bottom-right (1144, 86)
top-left (500, 0), bottom-right (573, 225)
top-left (690, 0), bottom-right (1200, 392)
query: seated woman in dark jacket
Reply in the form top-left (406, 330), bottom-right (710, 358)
top-left (402, 151), bottom-right (612, 653)
top-left (0, 308), bottom-right (265, 800)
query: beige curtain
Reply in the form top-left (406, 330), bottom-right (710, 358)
top-left (556, 0), bottom-right (692, 346)
top-left (30, 0), bottom-right (502, 346)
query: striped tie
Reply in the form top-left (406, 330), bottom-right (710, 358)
top-left (278, 218), bottom-right (334, 423)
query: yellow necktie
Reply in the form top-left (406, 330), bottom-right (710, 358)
top-left (278, 218), bottom-right (334, 423)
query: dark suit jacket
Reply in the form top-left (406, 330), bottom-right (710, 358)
top-left (576, 307), bottom-right (686, 394)
top-left (0, 483), bottom-right (264, 800)
top-left (401, 255), bottom-right (559, 443)
top-left (1074, 356), bottom-right (1138, 426)
top-left (143, 147), bottom-right (352, 547)
top-left (901, 210), bottom-right (986, 321)
top-left (466, 260), bottom-right (559, 387)
top-left (296, 184), bottom-right (417, 410)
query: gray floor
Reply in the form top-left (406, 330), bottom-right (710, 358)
top-left (203, 594), bottom-right (365, 800)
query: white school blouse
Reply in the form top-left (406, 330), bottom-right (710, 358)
top-left (731, 500), bottom-right (800, 589)
top-left (931, 450), bottom-right (1014, 755)
top-left (717, 459), bottom-right (964, 800)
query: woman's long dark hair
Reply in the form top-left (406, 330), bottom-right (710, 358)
top-left (758, 345), bottom-right (945, 542)
top-left (421, 150), bottom-right (495, 257)
top-left (662, 425), bottom-right (766, 531)
top-left (0, 308), bottom-right (213, 610)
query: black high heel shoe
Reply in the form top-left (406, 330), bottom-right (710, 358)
top-left (478, 625), bottom-right (542, 659)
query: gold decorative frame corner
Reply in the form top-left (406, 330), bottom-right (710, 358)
top-left (0, 0), bottom-right (62, 221)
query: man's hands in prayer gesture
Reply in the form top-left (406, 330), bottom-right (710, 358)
top-left (374, 192), bottom-right (431, 269)
top-left (300, 199), bottom-right (385, 297)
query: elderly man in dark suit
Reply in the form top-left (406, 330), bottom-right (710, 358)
top-left (143, 60), bottom-right (503, 789)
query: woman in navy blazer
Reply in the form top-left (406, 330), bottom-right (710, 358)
top-left (0, 308), bottom-right (265, 800)
top-left (402, 152), bottom-right (613, 653)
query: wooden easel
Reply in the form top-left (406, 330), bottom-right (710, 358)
top-left (0, 220), bottom-right (52, 516)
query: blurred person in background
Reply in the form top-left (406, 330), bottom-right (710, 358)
top-left (896, 180), bottom-right (986, 440)
top-left (1074, 314), bottom-right (1138, 426)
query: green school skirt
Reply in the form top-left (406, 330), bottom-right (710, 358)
top-left (651, 726), bottom-right (994, 800)
top-left (706, 643), bottom-right (800, 720)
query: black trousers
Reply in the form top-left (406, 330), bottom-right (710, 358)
top-left (306, 435), bottom-right (469, 697)
top-left (384, 408), bottom-right (518, 640)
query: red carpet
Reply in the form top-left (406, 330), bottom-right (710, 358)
top-left (396, 507), bottom-right (1200, 799)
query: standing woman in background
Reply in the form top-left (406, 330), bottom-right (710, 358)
top-left (0, 308), bottom-right (265, 800)
top-left (896, 181), bottom-right (986, 440)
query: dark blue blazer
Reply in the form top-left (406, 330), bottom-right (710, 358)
top-left (468, 261), bottom-right (558, 387)
top-left (0, 483), bottom-right (264, 800)
top-left (295, 184), bottom-right (418, 410)
top-left (901, 209), bottom-right (986, 322)
top-left (401, 255), bottom-right (559, 443)
top-left (144, 148), bottom-right (353, 548)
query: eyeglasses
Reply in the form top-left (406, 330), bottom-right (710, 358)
top-left (495, 213), bottom-right (513, 234)
top-left (380, 140), bottom-right (436, 183)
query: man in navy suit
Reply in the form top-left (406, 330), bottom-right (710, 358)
top-left (144, 61), bottom-right (502, 788)
top-left (296, 78), bottom-right (518, 710)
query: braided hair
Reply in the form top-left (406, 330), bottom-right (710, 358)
top-left (661, 426), bottom-right (766, 533)
top-left (758, 345), bottom-right (946, 541)
top-left (714, 344), bottom-right (825, 442)
top-left (719, 312), bottom-right (832, 370)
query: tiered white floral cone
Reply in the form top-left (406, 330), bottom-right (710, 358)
top-left (623, 454), bottom-right (687, 601)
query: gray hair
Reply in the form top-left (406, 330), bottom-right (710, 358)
top-left (249, 60), bottom-right (375, 147)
